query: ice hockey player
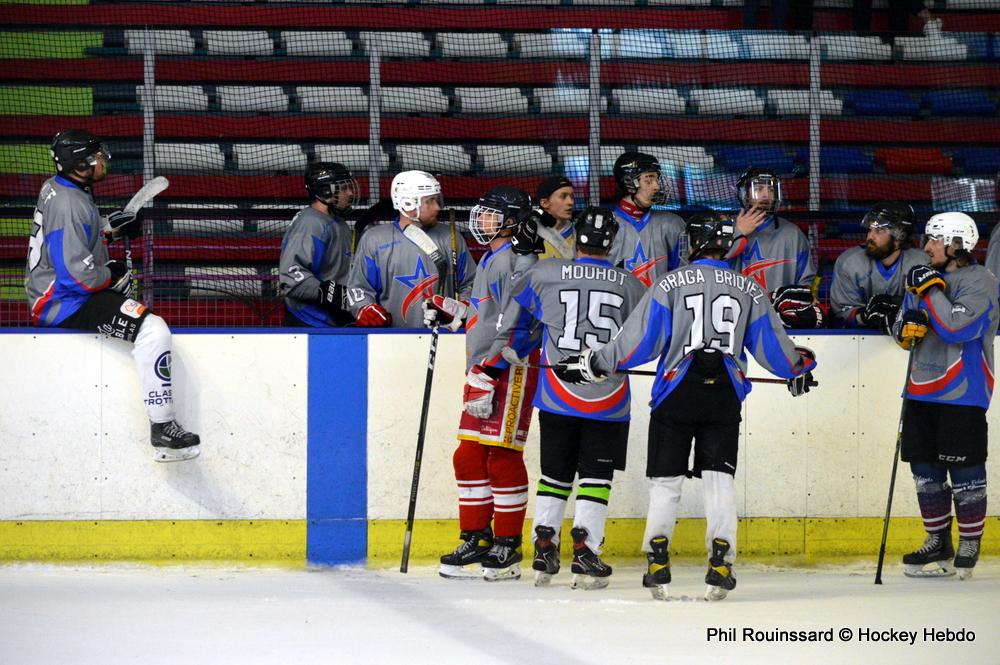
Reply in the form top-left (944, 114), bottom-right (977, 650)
top-left (555, 210), bottom-right (816, 600)
top-left (728, 167), bottom-right (823, 329)
top-left (478, 207), bottom-right (646, 589)
top-left (535, 175), bottom-right (576, 260)
top-left (279, 162), bottom-right (358, 327)
top-left (892, 212), bottom-right (997, 580)
top-left (829, 201), bottom-right (927, 333)
top-left (346, 170), bottom-right (473, 327)
top-left (25, 130), bottom-right (200, 462)
top-left (434, 186), bottom-right (541, 582)
top-left (608, 152), bottom-right (687, 287)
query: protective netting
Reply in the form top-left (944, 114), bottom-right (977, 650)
top-left (1, 1), bottom-right (998, 326)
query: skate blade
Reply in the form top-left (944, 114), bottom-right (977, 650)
top-left (571, 574), bottom-right (609, 590)
top-left (705, 584), bottom-right (729, 601)
top-left (438, 564), bottom-right (484, 580)
top-left (483, 565), bottom-right (521, 582)
top-left (903, 562), bottom-right (956, 578)
top-left (647, 584), bottom-right (669, 601)
top-left (534, 570), bottom-right (555, 587)
top-left (154, 445), bottom-right (200, 463)
top-left (957, 568), bottom-right (975, 581)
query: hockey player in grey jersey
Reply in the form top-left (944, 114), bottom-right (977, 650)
top-left (434, 186), bottom-right (541, 582)
top-left (729, 167), bottom-right (823, 329)
top-left (830, 201), bottom-right (927, 333)
top-left (892, 212), bottom-right (997, 580)
top-left (608, 152), bottom-right (688, 288)
top-left (984, 218), bottom-right (1000, 293)
top-left (345, 170), bottom-right (474, 327)
top-left (25, 130), bottom-right (199, 462)
top-left (279, 162), bottom-right (357, 327)
top-left (556, 210), bottom-right (816, 600)
top-left (480, 207), bottom-right (647, 589)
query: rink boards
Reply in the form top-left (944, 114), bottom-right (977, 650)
top-left (0, 329), bottom-right (997, 565)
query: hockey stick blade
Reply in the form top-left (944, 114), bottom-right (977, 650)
top-left (124, 176), bottom-right (170, 215)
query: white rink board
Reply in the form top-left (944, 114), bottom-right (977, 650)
top-left (0, 333), bottom-right (308, 520)
top-left (368, 333), bottom-right (1000, 520)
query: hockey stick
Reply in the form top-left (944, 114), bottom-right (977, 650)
top-left (120, 177), bottom-right (169, 298)
top-left (499, 347), bottom-right (818, 387)
top-left (401, 323), bottom-right (440, 573)
top-left (449, 210), bottom-right (459, 299)
top-left (874, 345), bottom-right (917, 585)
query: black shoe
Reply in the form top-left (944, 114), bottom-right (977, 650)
top-left (705, 538), bottom-right (736, 600)
top-left (532, 526), bottom-right (560, 586)
top-left (902, 527), bottom-right (955, 578)
top-left (150, 420), bottom-right (200, 462)
top-left (954, 537), bottom-right (980, 580)
top-left (439, 528), bottom-right (493, 580)
top-left (643, 536), bottom-right (671, 600)
top-left (570, 527), bottom-right (612, 590)
top-left (482, 535), bottom-right (523, 582)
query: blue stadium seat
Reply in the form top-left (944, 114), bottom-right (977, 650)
top-left (953, 149), bottom-right (1000, 175)
top-left (953, 33), bottom-right (991, 61)
top-left (923, 90), bottom-right (998, 116)
top-left (843, 90), bottom-right (919, 116)
top-left (715, 146), bottom-right (794, 174)
top-left (795, 148), bottom-right (874, 174)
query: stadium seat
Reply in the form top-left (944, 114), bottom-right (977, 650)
top-left (478, 145), bottom-right (552, 174)
top-left (381, 87), bottom-right (449, 113)
top-left (204, 31), bottom-right (274, 56)
top-left (646, 0), bottom-right (712, 5)
top-left (297, 86), bottom-right (368, 113)
top-left (456, 87), bottom-right (528, 114)
top-left (437, 33), bottom-right (509, 58)
top-left (281, 31), bottom-right (354, 57)
top-left (125, 30), bottom-right (195, 55)
top-left (360, 32), bottom-right (432, 58)
top-left (613, 88), bottom-right (686, 115)
top-left (663, 31), bottom-right (740, 59)
top-left (217, 86), bottom-right (288, 113)
top-left (535, 88), bottom-right (607, 114)
top-left (139, 85), bottom-right (209, 112)
top-left (513, 32), bottom-right (588, 58)
top-left (896, 37), bottom-right (968, 61)
top-left (313, 144), bottom-right (390, 174)
top-left (952, 148), bottom-right (1000, 175)
top-left (690, 88), bottom-right (765, 115)
top-left (715, 146), bottom-right (794, 174)
top-left (817, 35), bottom-right (891, 61)
top-left (601, 30), bottom-right (665, 59)
top-left (395, 144), bottom-right (472, 172)
top-left (637, 145), bottom-right (715, 171)
top-left (557, 145), bottom-right (624, 176)
top-left (0, 86), bottom-right (91, 115)
top-left (233, 144), bottom-right (308, 172)
top-left (155, 144), bottom-right (226, 173)
top-left (740, 32), bottom-right (810, 60)
top-left (843, 90), bottom-right (919, 116)
top-left (923, 90), bottom-right (998, 116)
top-left (875, 147), bottom-right (953, 175)
top-left (794, 147), bottom-right (874, 174)
top-left (185, 266), bottom-right (262, 299)
top-left (767, 89), bottom-right (843, 116)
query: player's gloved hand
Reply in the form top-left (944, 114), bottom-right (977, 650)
top-left (422, 295), bottom-right (469, 332)
top-left (316, 280), bottom-right (345, 311)
top-left (771, 286), bottom-right (823, 329)
top-left (905, 265), bottom-right (945, 297)
top-left (510, 211), bottom-right (545, 256)
top-left (106, 209), bottom-right (142, 241)
top-left (787, 371), bottom-right (815, 397)
top-left (861, 294), bottom-right (900, 334)
top-left (538, 211), bottom-right (559, 228)
top-left (554, 348), bottom-right (607, 384)
top-left (463, 364), bottom-right (500, 419)
top-left (894, 309), bottom-right (929, 350)
top-left (355, 303), bottom-right (392, 327)
top-left (105, 260), bottom-right (133, 298)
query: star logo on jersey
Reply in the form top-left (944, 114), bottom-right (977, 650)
top-left (397, 259), bottom-right (439, 320)
top-left (740, 240), bottom-right (791, 291)
top-left (624, 243), bottom-right (667, 287)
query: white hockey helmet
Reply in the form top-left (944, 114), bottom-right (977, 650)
top-left (923, 212), bottom-right (979, 252)
top-left (390, 170), bottom-right (442, 218)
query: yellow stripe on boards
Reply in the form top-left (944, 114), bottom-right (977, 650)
top-left (0, 520), bottom-right (305, 564)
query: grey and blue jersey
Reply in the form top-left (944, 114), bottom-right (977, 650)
top-left (25, 175), bottom-right (112, 326)
top-left (729, 216), bottom-right (815, 293)
top-left (609, 206), bottom-right (688, 288)
top-left (830, 246), bottom-right (927, 327)
top-left (279, 206), bottom-right (353, 327)
top-left (465, 241), bottom-right (522, 371)
top-left (592, 258), bottom-right (816, 410)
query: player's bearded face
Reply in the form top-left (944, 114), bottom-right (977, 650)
top-left (417, 195), bottom-right (442, 226)
top-left (865, 227), bottom-right (896, 260)
top-left (923, 235), bottom-right (950, 269)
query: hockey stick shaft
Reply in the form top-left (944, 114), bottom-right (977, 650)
top-left (401, 324), bottom-right (440, 573)
top-left (509, 359), bottom-right (816, 386)
top-left (449, 210), bottom-right (458, 299)
top-left (123, 235), bottom-right (138, 298)
top-left (874, 346), bottom-right (916, 585)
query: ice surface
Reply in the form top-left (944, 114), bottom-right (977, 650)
top-left (1, 561), bottom-right (997, 664)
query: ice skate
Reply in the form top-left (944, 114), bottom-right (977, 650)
top-left (642, 536), bottom-right (671, 601)
top-left (954, 537), bottom-right (980, 580)
top-left (150, 420), bottom-right (201, 462)
top-left (532, 525), bottom-right (560, 587)
top-left (569, 527), bottom-right (612, 590)
top-left (704, 538), bottom-right (736, 601)
top-left (902, 529), bottom-right (955, 578)
top-left (482, 535), bottom-right (522, 582)
top-left (439, 528), bottom-right (493, 580)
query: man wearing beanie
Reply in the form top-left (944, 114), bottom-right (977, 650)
top-left (535, 176), bottom-right (576, 260)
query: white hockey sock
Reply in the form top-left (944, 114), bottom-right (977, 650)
top-left (574, 476), bottom-right (611, 554)
top-left (642, 475), bottom-right (684, 552)
top-left (532, 494), bottom-right (569, 545)
top-left (131, 314), bottom-right (175, 424)
top-left (702, 470), bottom-right (738, 563)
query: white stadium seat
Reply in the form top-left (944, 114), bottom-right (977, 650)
top-left (741, 32), bottom-right (811, 60)
top-left (557, 145), bottom-right (625, 176)
top-left (233, 144), bottom-right (307, 172)
top-left (478, 145), bottom-right (552, 174)
top-left (513, 32), bottom-right (588, 58)
top-left (395, 144), bottom-right (472, 172)
top-left (456, 87), bottom-right (529, 114)
top-left (217, 86), bottom-right (288, 113)
top-left (601, 30), bottom-right (666, 59)
top-left (690, 88), bottom-right (765, 115)
top-left (155, 144), bottom-right (225, 173)
top-left (437, 33), bottom-right (509, 58)
top-left (204, 31), bottom-right (274, 56)
top-left (139, 85), bottom-right (208, 112)
top-left (381, 87), bottom-right (449, 113)
top-left (613, 88), bottom-right (686, 115)
top-left (535, 87), bottom-right (607, 114)
top-left (297, 87), bottom-right (368, 113)
top-left (314, 144), bottom-right (390, 174)
top-left (185, 267), bottom-right (262, 299)
top-left (360, 32), bottom-right (432, 58)
top-left (281, 31), bottom-right (354, 57)
top-left (637, 145), bottom-right (716, 171)
top-left (818, 35), bottom-right (891, 60)
top-left (767, 89), bottom-right (843, 115)
top-left (125, 30), bottom-right (195, 55)
top-left (896, 36), bottom-right (969, 61)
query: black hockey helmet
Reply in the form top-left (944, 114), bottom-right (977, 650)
top-left (50, 129), bottom-right (108, 174)
top-left (305, 161), bottom-right (357, 213)
top-left (736, 166), bottom-right (782, 214)
top-left (860, 201), bottom-right (915, 241)
top-left (575, 206), bottom-right (619, 253)
top-left (469, 185), bottom-right (532, 244)
top-left (613, 151), bottom-right (666, 204)
top-left (687, 210), bottom-right (735, 259)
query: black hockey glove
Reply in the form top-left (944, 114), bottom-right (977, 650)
top-left (538, 211), bottom-right (559, 228)
top-left (771, 285), bottom-right (823, 329)
top-left (787, 371), bottom-right (814, 397)
top-left (107, 209), bottom-right (142, 241)
top-left (105, 260), bottom-right (133, 298)
top-left (861, 294), bottom-right (900, 334)
top-left (316, 280), bottom-right (345, 312)
top-left (905, 265), bottom-right (945, 297)
top-left (554, 348), bottom-right (607, 384)
top-left (509, 211), bottom-right (545, 256)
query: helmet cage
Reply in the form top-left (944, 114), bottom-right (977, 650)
top-left (469, 205), bottom-right (514, 245)
top-left (737, 174), bottom-right (782, 214)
